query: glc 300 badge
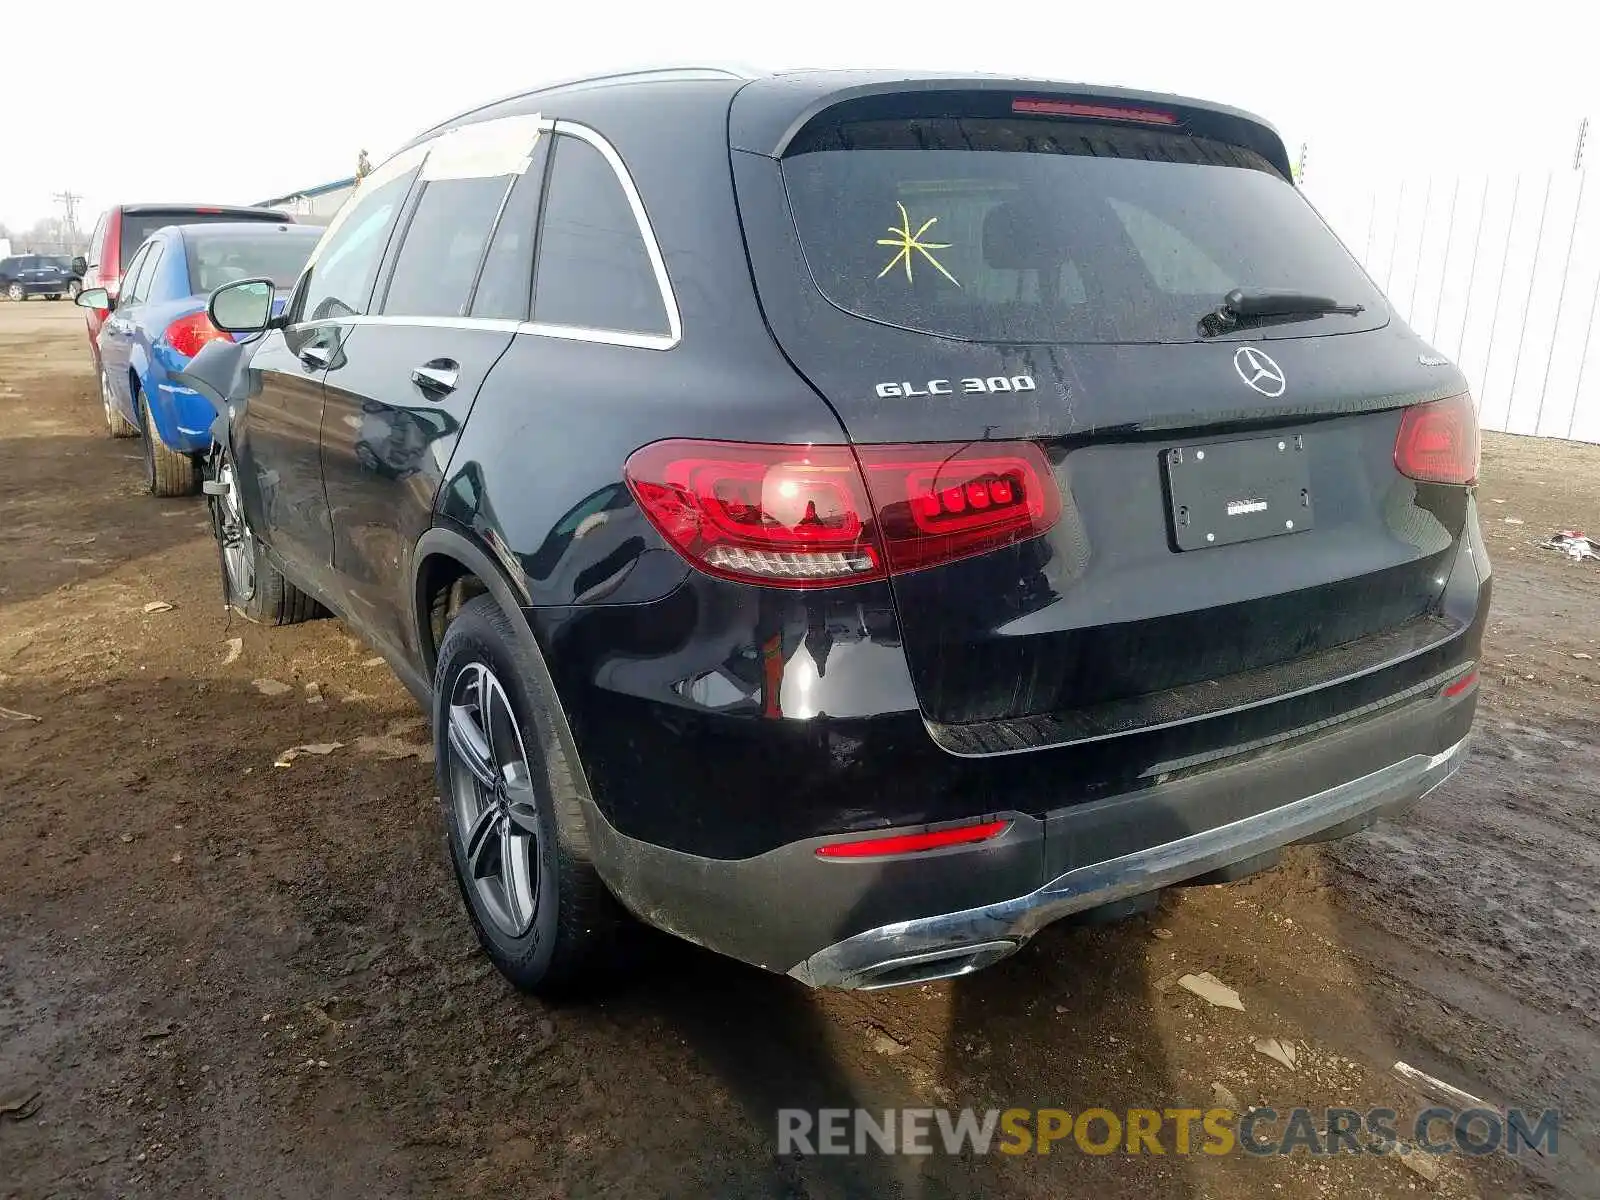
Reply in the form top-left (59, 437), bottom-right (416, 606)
top-left (875, 375), bottom-right (1036, 399)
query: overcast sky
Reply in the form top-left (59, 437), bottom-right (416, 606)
top-left (2, 1), bottom-right (1592, 230)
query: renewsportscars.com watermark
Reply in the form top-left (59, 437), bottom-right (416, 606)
top-left (777, 1106), bottom-right (1560, 1158)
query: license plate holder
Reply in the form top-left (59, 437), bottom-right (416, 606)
top-left (1163, 434), bottom-right (1312, 551)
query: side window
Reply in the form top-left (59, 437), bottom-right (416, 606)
top-left (87, 213), bottom-right (107, 270)
top-left (382, 175), bottom-right (513, 318)
top-left (470, 139), bottom-right (549, 320)
top-left (532, 133), bottom-right (670, 337)
top-left (118, 244), bottom-right (151, 301)
top-left (298, 166), bottom-right (418, 323)
top-left (128, 245), bottom-right (163, 304)
top-left (1107, 198), bottom-right (1231, 296)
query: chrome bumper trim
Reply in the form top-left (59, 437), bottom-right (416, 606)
top-left (789, 735), bottom-right (1470, 989)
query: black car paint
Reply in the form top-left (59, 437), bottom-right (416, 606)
top-left (211, 70), bottom-right (1487, 975)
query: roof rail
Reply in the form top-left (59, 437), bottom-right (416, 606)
top-left (406, 65), bottom-right (764, 146)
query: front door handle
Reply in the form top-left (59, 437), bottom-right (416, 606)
top-left (411, 359), bottom-right (459, 397)
top-left (299, 344), bottom-right (332, 370)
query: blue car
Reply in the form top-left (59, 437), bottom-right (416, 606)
top-left (80, 222), bottom-right (321, 495)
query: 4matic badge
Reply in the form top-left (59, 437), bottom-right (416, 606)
top-left (875, 375), bottom-right (1036, 399)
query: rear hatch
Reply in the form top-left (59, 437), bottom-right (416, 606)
top-left (732, 85), bottom-right (1477, 741)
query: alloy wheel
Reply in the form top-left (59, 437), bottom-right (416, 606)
top-left (215, 459), bottom-right (256, 602)
top-left (446, 662), bottom-right (541, 938)
top-left (6, 283), bottom-right (22, 302)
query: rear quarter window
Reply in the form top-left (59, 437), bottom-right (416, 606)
top-left (531, 133), bottom-right (670, 339)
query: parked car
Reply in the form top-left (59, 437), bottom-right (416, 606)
top-left (73, 204), bottom-right (293, 374)
top-left (75, 222), bottom-right (320, 495)
top-left (188, 68), bottom-right (1488, 995)
top-left (55, 257), bottom-right (84, 299)
top-left (0, 254), bottom-right (75, 300)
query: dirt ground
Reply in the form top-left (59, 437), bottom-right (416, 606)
top-left (2, 299), bottom-right (1597, 1200)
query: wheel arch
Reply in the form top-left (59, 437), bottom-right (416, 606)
top-left (412, 523), bottom-right (601, 833)
top-left (411, 524), bottom-right (533, 678)
top-left (126, 363), bottom-right (154, 431)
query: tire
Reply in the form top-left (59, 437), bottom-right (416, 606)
top-left (101, 369), bottom-right (138, 438)
top-left (435, 594), bottom-right (626, 995)
top-left (5, 283), bottom-right (24, 302)
top-left (137, 389), bottom-right (199, 497)
top-left (209, 447), bottom-right (320, 625)
top-left (47, 293), bottom-right (62, 301)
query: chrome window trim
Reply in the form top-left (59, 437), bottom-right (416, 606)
top-left (288, 314), bottom-right (523, 334)
top-left (286, 119), bottom-right (681, 350)
top-left (519, 320), bottom-right (677, 351)
top-left (280, 313), bottom-right (673, 351)
top-left (530, 118), bottom-right (682, 350)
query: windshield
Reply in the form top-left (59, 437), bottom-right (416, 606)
top-left (781, 118), bottom-right (1387, 345)
top-left (185, 231), bottom-right (318, 294)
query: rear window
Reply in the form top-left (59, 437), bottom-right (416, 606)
top-left (120, 210), bottom-right (282, 265)
top-left (185, 230), bottom-right (318, 294)
top-left (780, 118), bottom-right (1386, 344)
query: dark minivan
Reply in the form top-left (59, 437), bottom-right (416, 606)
top-left (195, 68), bottom-right (1487, 994)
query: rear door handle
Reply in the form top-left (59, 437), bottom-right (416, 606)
top-left (411, 359), bottom-right (459, 397)
top-left (299, 344), bottom-right (332, 370)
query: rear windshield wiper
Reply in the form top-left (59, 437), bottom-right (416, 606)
top-left (1201, 288), bottom-right (1365, 336)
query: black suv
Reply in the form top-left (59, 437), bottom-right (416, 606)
top-left (192, 68), bottom-right (1488, 994)
top-left (0, 254), bottom-right (76, 300)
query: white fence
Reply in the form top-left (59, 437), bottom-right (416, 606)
top-left (1306, 170), bottom-right (1600, 444)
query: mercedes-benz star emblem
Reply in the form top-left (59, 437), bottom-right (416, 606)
top-left (1233, 346), bottom-right (1287, 397)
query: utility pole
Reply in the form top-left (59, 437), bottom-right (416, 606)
top-left (1575, 118), bottom-right (1590, 171)
top-left (1294, 142), bottom-right (1309, 184)
top-left (52, 189), bottom-right (83, 251)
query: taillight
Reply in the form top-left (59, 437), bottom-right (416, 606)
top-left (1394, 393), bottom-right (1480, 485)
top-left (623, 439), bottom-right (1060, 588)
top-left (858, 442), bottom-right (1061, 574)
top-left (624, 442), bottom-right (881, 586)
top-left (160, 311), bottom-right (233, 359)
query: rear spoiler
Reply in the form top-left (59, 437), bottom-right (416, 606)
top-left (123, 204), bottom-right (292, 221)
top-left (727, 72), bottom-right (1294, 180)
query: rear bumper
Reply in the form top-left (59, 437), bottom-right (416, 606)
top-left (582, 677), bottom-right (1477, 985)
top-left (793, 732), bottom-right (1468, 988)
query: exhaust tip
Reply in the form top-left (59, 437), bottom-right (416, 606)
top-left (843, 940), bottom-right (1021, 991)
